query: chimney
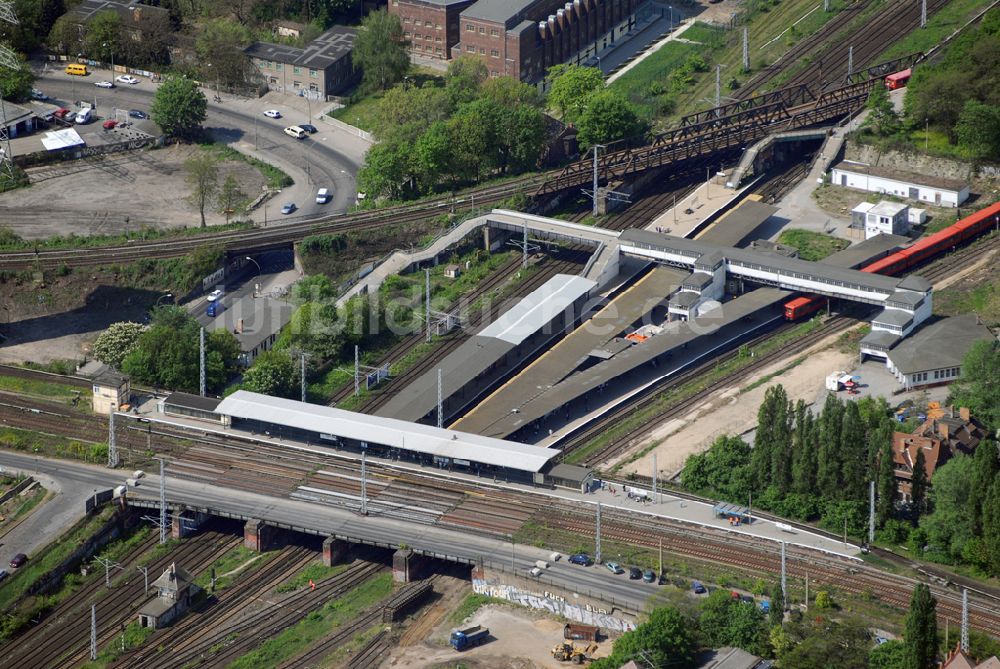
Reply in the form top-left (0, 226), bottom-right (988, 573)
top-left (938, 421), bottom-right (949, 440)
top-left (538, 21), bottom-right (548, 39)
top-left (169, 563), bottom-right (176, 581)
top-left (950, 405), bottom-right (954, 418)
top-left (959, 407), bottom-right (970, 422)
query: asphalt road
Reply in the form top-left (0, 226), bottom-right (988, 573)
top-left (31, 69), bottom-right (363, 218)
top-left (0, 450), bottom-right (657, 612)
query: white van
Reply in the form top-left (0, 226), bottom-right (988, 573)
top-left (283, 126), bottom-right (307, 139)
top-left (75, 108), bottom-right (93, 124)
top-left (316, 188), bottom-right (330, 204)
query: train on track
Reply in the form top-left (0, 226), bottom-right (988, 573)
top-left (784, 200), bottom-right (1000, 320)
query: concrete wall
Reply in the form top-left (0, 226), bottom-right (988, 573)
top-left (844, 144), bottom-right (979, 183)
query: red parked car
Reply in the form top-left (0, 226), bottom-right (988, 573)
top-left (102, 119), bottom-right (118, 130)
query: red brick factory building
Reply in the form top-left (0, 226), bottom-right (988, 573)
top-left (390, 0), bottom-right (639, 81)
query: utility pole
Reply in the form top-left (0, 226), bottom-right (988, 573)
top-left (920, 0), bottom-right (927, 28)
top-left (595, 502), bottom-right (602, 563)
top-left (715, 64), bottom-right (722, 108)
top-left (198, 327), bottom-right (206, 397)
top-left (107, 411), bottom-right (118, 469)
top-left (742, 27), bottom-right (749, 72)
top-left (300, 351), bottom-right (307, 403)
top-left (522, 222), bottom-right (528, 269)
top-left (360, 443), bottom-right (368, 515)
top-left (652, 453), bottom-right (657, 504)
top-left (425, 268), bottom-right (431, 343)
top-left (658, 537), bottom-right (663, 576)
top-left (511, 534), bottom-right (515, 570)
top-left (805, 572), bottom-right (809, 611)
top-left (354, 344), bottom-right (360, 396)
top-left (843, 517), bottom-right (848, 546)
top-left (90, 605), bottom-right (97, 660)
top-left (436, 368), bottom-right (444, 428)
top-left (137, 565), bottom-right (149, 593)
top-left (591, 144), bottom-right (600, 217)
top-left (961, 588), bottom-right (969, 652)
top-left (868, 480), bottom-right (875, 545)
top-left (847, 45), bottom-right (853, 76)
top-left (780, 541), bottom-right (787, 611)
top-left (95, 556), bottom-right (122, 588)
top-left (158, 458), bottom-right (167, 544)
top-left (824, 0), bottom-right (829, 10)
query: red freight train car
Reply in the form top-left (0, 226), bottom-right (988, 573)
top-left (885, 69), bottom-right (911, 90)
top-left (783, 201), bottom-right (1000, 320)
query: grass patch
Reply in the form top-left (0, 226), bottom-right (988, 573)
top-left (275, 561), bottom-right (349, 593)
top-left (610, 39), bottom-right (704, 120)
top-left (227, 572), bottom-right (394, 669)
top-left (776, 229), bottom-right (850, 261)
top-left (878, 0), bottom-right (992, 61)
top-left (80, 621), bottom-right (155, 669)
top-left (194, 544), bottom-right (269, 591)
top-left (447, 592), bottom-right (508, 626)
top-left (565, 318), bottom-right (824, 467)
top-left (199, 142), bottom-right (293, 189)
top-left (316, 624), bottom-right (385, 666)
top-left (741, 357), bottom-right (805, 393)
top-left (328, 93), bottom-right (384, 133)
top-left (0, 374), bottom-right (86, 401)
top-left (934, 260), bottom-right (1000, 325)
top-left (0, 220), bottom-right (252, 252)
top-left (0, 425), bottom-right (106, 464)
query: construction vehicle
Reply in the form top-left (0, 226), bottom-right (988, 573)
top-left (450, 625), bottom-right (489, 651)
top-left (552, 641), bottom-right (598, 663)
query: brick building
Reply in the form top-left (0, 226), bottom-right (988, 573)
top-left (245, 27), bottom-right (359, 99)
top-left (453, 0), bottom-right (639, 82)
top-left (890, 407), bottom-right (986, 502)
top-left (389, 0), bottom-right (477, 61)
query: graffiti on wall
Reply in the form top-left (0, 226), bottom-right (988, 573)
top-left (472, 578), bottom-right (637, 633)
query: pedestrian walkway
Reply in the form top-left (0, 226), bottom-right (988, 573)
top-left (607, 19), bottom-right (696, 84)
top-left (646, 175), bottom-right (755, 237)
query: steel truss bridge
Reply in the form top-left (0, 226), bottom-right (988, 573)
top-left (535, 53), bottom-right (922, 196)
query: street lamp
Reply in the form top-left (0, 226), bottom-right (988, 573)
top-left (154, 292), bottom-right (173, 307)
top-left (102, 41), bottom-right (114, 78)
top-left (245, 257), bottom-right (261, 296)
top-left (924, 118), bottom-right (929, 153)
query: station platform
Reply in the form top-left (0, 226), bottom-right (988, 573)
top-left (646, 178), bottom-right (754, 237)
top-left (458, 288), bottom-right (789, 441)
top-left (451, 265), bottom-right (687, 435)
top-left (696, 200), bottom-right (779, 247)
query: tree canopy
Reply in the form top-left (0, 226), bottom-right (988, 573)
top-left (590, 606), bottom-right (696, 669)
top-left (950, 340), bottom-right (1000, 429)
top-left (353, 9), bottom-right (409, 92)
top-left (93, 321), bottom-right (146, 369)
top-left (547, 64), bottom-right (605, 123)
top-left (903, 584), bottom-right (938, 669)
top-left (151, 76), bottom-right (208, 139)
top-left (240, 349), bottom-right (297, 397)
top-left (0, 44), bottom-right (34, 103)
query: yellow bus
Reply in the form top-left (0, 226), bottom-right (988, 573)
top-left (65, 63), bottom-right (88, 76)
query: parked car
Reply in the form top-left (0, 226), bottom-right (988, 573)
top-left (299, 123), bottom-right (318, 134)
top-left (604, 561), bottom-right (624, 575)
top-left (283, 126), bottom-right (307, 139)
top-left (94, 80), bottom-right (115, 88)
top-left (30, 88), bottom-right (48, 100)
top-left (657, 572), bottom-right (668, 585)
top-left (115, 74), bottom-right (138, 85)
top-left (102, 119), bottom-right (118, 130)
top-left (75, 108), bottom-right (93, 124)
top-left (9, 553), bottom-right (27, 569)
top-left (63, 110), bottom-right (77, 123)
top-left (315, 188), bottom-right (331, 204)
top-left (529, 567), bottom-right (543, 577)
top-left (0, 569), bottom-right (8, 581)
top-left (642, 569), bottom-right (656, 583)
top-left (692, 581), bottom-right (707, 594)
top-left (281, 202), bottom-right (296, 215)
top-left (628, 566), bottom-right (642, 580)
top-left (568, 553), bottom-right (592, 566)
top-left (263, 109), bottom-right (281, 118)
top-left (207, 289), bottom-right (223, 302)
top-left (128, 110), bottom-right (149, 119)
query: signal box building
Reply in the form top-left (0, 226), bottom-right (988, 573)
top-left (91, 367), bottom-right (130, 415)
top-left (453, 0), bottom-right (639, 81)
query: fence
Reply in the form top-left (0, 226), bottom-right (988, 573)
top-left (320, 115), bottom-right (373, 143)
top-left (14, 134), bottom-right (162, 170)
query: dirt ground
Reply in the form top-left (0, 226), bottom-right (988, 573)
top-left (384, 603), bottom-right (612, 669)
top-left (618, 332), bottom-right (858, 478)
top-left (0, 144), bottom-right (267, 240)
top-left (0, 270), bottom-right (156, 364)
top-left (811, 184), bottom-right (957, 230)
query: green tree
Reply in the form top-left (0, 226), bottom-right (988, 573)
top-left (412, 121), bottom-right (453, 191)
top-left (576, 89), bottom-right (647, 151)
top-left (47, 15), bottom-right (83, 56)
top-left (877, 436), bottom-right (897, 527)
top-left (840, 401), bottom-right (868, 500)
top-left (447, 103), bottom-right (496, 182)
top-left (196, 18), bottom-right (254, 88)
top-left (354, 10), bottom-right (409, 92)
top-left (955, 100), bottom-right (1000, 161)
top-left (547, 63), bottom-right (605, 123)
top-left (217, 173), bottom-right (247, 224)
top-left (681, 435), bottom-right (752, 501)
top-left (814, 590), bottom-right (833, 609)
top-left (817, 394), bottom-right (845, 498)
top-left (0, 0), bottom-right (65, 52)
top-left (911, 448), bottom-right (928, 521)
top-left (591, 606), bottom-right (696, 669)
top-left (791, 407), bottom-right (818, 493)
top-left (779, 617), bottom-right (871, 669)
top-left (185, 154), bottom-right (220, 228)
top-left (982, 477), bottom-right (1000, 576)
top-left (769, 582), bottom-right (784, 627)
top-left (83, 10), bottom-right (122, 63)
top-left (752, 385), bottom-right (792, 493)
top-left (970, 440), bottom-right (999, 534)
top-left (0, 45), bottom-right (34, 102)
top-left (369, 84), bottom-right (451, 141)
top-left (920, 454), bottom-right (977, 562)
top-left (445, 55), bottom-right (489, 107)
top-left (950, 340), bottom-right (1000, 429)
top-left (356, 139), bottom-right (410, 200)
top-left (151, 76), bottom-right (208, 139)
top-left (241, 350), bottom-right (296, 397)
top-left (870, 640), bottom-right (907, 669)
top-left (92, 321), bottom-right (146, 368)
top-left (863, 83), bottom-right (899, 136)
top-left (903, 583), bottom-right (938, 669)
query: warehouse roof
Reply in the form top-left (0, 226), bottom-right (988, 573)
top-left (888, 315), bottom-right (995, 375)
top-left (461, 0), bottom-right (537, 27)
top-left (831, 161), bottom-right (968, 192)
top-left (216, 391), bottom-right (557, 472)
top-left (478, 274), bottom-right (595, 345)
top-left (245, 26), bottom-right (355, 69)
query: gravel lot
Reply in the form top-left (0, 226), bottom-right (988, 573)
top-left (0, 144), bottom-right (267, 240)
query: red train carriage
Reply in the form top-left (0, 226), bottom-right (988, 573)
top-left (783, 201), bottom-right (1000, 319)
top-left (885, 69), bottom-right (911, 90)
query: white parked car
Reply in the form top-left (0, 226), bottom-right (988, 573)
top-left (30, 88), bottom-right (48, 100)
top-left (94, 80), bottom-right (115, 88)
top-left (116, 75), bottom-right (139, 85)
top-left (263, 109), bottom-right (281, 119)
top-left (207, 289), bottom-right (223, 302)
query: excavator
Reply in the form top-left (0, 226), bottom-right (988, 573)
top-left (551, 642), bottom-right (598, 664)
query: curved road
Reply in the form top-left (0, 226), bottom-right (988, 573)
top-left (31, 67), bottom-right (366, 218)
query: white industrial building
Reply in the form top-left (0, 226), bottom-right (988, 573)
top-left (881, 314), bottom-right (996, 390)
top-left (863, 201), bottom-right (909, 239)
top-left (830, 161), bottom-right (970, 207)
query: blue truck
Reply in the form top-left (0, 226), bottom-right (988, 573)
top-left (450, 625), bottom-right (489, 651)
